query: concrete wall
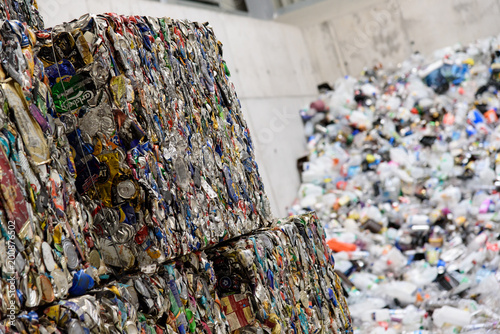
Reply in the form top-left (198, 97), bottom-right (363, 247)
top-left (39, 0), bottom-right (317, 217)
top-left (277, 0), bottom-right (500, 84)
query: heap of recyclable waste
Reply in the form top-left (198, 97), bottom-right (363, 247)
top-left (0, 6), bottom-right (352, 333)
top-left (290, 38), bottom-right (500, 333)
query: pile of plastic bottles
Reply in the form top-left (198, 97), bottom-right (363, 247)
top-left (290, 37), bottom-right (500, 333)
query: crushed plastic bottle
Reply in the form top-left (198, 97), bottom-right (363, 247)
top-left (292, 35), bottom-right (500, 333)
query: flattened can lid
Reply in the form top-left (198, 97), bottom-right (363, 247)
top-left (117, 179), bottom-right (136, 199)
top-left (62, 239), bottom-right (80, 270)
top-left (42, 241), bottom-right (56, 272)
top-left (113, 223), bottom-right (134, 244)
top-left (88, 249), bottom-right (101, 268)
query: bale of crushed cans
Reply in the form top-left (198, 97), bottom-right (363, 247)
top-left (292, 37), bottom-right (500, 333)
top-left (0, 0), bottom-right (43, 30)
top-left (33, 13), bottom-right (272, 265)
top-left (3, 253), bottom-right (228, 334)
top-left (0, 4), bottom-right (351, 334)
top-left (0, 213), bottom-right (352, 334)
top-left (0, 10), bottom-right (272, 314)
top-left (208, 213), bottom-right (352, 334)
